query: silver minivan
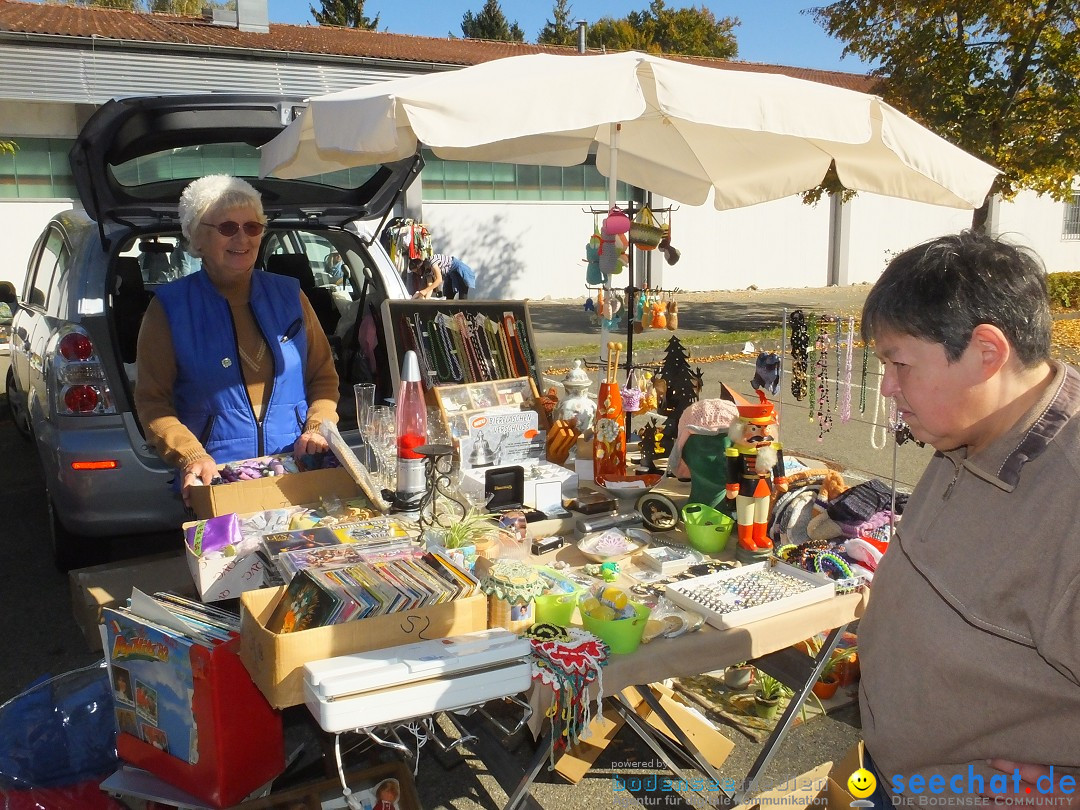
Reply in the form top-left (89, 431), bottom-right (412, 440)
top-left (5, 94), bottom-right (419, 569)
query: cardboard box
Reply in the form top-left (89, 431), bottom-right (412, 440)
top-left (733, 762), bottom-right (833, 810)
top-left (731, 744), bottom-right (861, 810)
top-left (554, 684), bottom-right (734, 783)
top-left (554, 689), bottom-right (645, 784)
top-left (239, 586), bottom-right (489, 708)
top-left (188, 466), bottom-right (364, 519)
top-left (183, 530), bottom-right (267, 603)
top-left (69, 552), bottom-right (195, 651)
top-left (637, 682), bottom-right (735, 770)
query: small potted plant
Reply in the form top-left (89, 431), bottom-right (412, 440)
top-left (752, 671), bottom-right (791, 720)
top-left (805, 636), bottom-right (858, 700)
top-left (723, 662), bottom-right (754, 691)
top-left (432, 508), bottom-right (503, 563)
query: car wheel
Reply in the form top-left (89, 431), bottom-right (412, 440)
top-left (48, 499), bottom-right (101, 572)
top-left (5, 367), bottom-right (32, 440)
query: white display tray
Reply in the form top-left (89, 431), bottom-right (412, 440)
top-left (664, 560), bottom-right (836, 630)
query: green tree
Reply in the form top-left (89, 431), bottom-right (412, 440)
top-left (309, 0), bottom-right (379, 29)
top-left (461, 0), bottom-right (524, 42)
top-left (810, 1), bottom-right (1080, 228)
top-left (69, 0), bottom-right (224, 13)
top-left (538, 0), bottom-right (576, 47)
top-left (589, 1), bottom-right (738, 58)
top-left (149, 0), bottom-right (202, 13)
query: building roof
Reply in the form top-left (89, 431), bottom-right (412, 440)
top-left (0, 0), bottom-right (881, 93)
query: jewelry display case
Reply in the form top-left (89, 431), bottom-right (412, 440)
top-left (381, 299), bottom-right (543, 397)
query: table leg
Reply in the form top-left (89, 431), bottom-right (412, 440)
top-left (728, 625), bottom-right (847, 806)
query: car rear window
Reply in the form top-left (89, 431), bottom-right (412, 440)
top-left (109, 144), bottom-right (383, 192)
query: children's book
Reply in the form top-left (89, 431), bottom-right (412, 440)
top-left (264, 569), bottom-right (341, 634)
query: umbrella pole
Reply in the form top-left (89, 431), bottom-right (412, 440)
top-left (599, 123), bottom-right (622, 367)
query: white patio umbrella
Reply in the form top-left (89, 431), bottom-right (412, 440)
top-left (260, 50), bottom-right (998, 212)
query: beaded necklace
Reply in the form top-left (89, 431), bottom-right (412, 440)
top-left (454, 312), bottom-right (483, 382)
top-left (504, 314), bottom-right (531, 378)
top-left (427, 321), bottom-right (453, 382)
top-left (788, 309), bottom-right (809, 401)
top-left (859, 342), bottom-right (870, 414)
top-left (834, 318), bottom-right (842, 402)
top-left (869, 359), bottom-right (897, 450)
top-left (471, 313), bottom-right (499, 380)
top-left (435, 313), bottom-right (464, 382)
top-left (814, 331), bottom-right (832, 440)
top-left (430, 316), bottom-right (462, 382)
top-left (516, 317), bottom-right (535, 373)
top-left (490, 318), bottom-right (514, 378)
top-left (839, 317), bottom-right (855, 423)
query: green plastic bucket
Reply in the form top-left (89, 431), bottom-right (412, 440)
top-left (681, 502), bottom-right (735, 553)
top-left (580, 601), bottom-right (652, 654)
top-left (534, 591), bottom-right (579, 625)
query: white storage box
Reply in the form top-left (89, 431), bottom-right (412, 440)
top-left (457, 460), bottom-right (576, 513)
top-left (303, 628), bottom-right (533, 733)
top-left (665, 560), bottom-right (835, 630)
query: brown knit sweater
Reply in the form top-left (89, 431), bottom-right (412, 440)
top-left (134, 271), bottom-right (340, 469)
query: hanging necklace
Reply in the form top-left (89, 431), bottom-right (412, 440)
top-left (859, 342), bottom-right (870, 414)
top-left (834, 317), bottom-right (842, 402)
top-left (789, 309), bottom-right (809, 401)
top-left (814, 331), bottom-right (832, 440)
top-left (869, 359), bottom-right (897, 450)
top-left (433, 315), bottom-right (463, 382)
top-left (839, 317), bottom-right (854, 423)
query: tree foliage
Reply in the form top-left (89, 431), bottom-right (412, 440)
top-left (461, 0), bottom-right (525, 42)
top-left (589, 1), bottom-right (738, 59)
top-left (537, 0), bottom-right (576, 47)
top-left (309, 0), bottom-right (379, 29)
top-left (811, 1), bottom-right (1080, 206)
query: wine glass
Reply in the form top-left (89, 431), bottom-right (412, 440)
top-left (369, 406), bottom-right (398, 490)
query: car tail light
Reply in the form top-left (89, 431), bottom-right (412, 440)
top-left (58, 332), bottom-right (95, 361)
top-left (48, 325), bottom-right (116, 417)
top-left (64, 385), bottom-right (100, 413)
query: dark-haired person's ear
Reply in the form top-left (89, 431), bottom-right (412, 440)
top-left (969, 323), bottom-right (1010, 380)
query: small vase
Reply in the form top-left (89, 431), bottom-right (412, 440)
top-left (593, 382), bottom-right (626, 481)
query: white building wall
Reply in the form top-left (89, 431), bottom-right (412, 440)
top-left (996, 189), bottom-right (1080, 272)
top-left (4, 200), bottom-right (72, 290)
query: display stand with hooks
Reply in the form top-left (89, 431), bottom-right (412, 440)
top-left (583, 198), bottom-right (679, 436)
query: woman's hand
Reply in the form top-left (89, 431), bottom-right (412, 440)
top-left (181, 455), bottom-right (218, 507)
top-left (293, 429), bottom-right (329, 457)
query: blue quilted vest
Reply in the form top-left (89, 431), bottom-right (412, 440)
top-left (155, 269), bottom-right (309, 463)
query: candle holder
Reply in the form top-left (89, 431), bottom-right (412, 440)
top-left (415, 443), bottom-right (467, 535)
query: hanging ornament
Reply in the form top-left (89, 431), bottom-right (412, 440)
top-left (839, 317), bottom-right (855, 424)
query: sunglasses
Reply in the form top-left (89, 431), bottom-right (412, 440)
top-left (200, 220), bottom-right (266, 237)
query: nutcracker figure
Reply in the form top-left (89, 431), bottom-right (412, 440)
top-left (725, 390), bottom-right (786, 552)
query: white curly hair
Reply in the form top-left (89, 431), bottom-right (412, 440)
top-left (178, 175), bottom-right (264, 258)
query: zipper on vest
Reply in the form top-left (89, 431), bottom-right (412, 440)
top-left (227, 306), bottom-right (267, 458)
top-left (250, 302), bottom-right (278, 457)
top-left (943, 463), bottom-right (961, 500)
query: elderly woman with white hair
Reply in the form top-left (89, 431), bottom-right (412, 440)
top-left (135, 174), bottom-right (339, 504)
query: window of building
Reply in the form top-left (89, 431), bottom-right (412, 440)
top-left (1064, 192), bottom-right (1080, 240)
top-left (0, 138), bottom-right (78, 199)
top-left (421, 150), bottom-right (631, 202)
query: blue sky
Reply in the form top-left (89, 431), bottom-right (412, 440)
top-left (267, 1), bottom-right (873, 74)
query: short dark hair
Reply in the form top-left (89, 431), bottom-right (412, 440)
top-left (860, 230), bottom-right (1051, 366)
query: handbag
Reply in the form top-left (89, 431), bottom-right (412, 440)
top-left (629, 206), bottom-right (665, 250)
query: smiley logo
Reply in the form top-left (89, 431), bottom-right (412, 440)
top-left (848, 768), bottom-right (877, 799)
